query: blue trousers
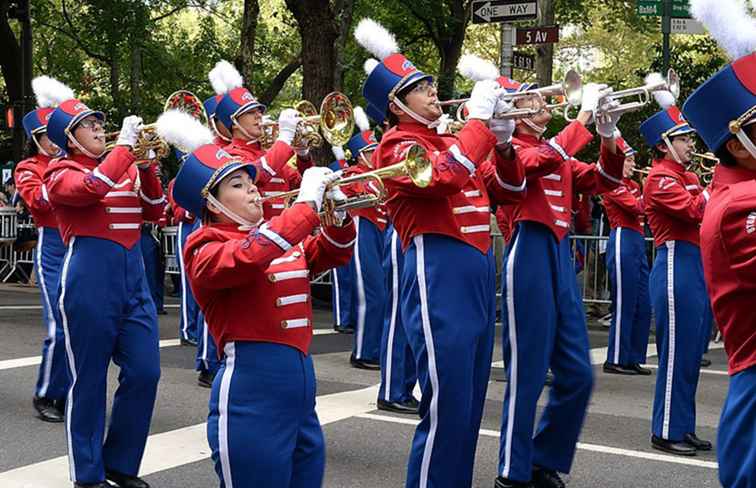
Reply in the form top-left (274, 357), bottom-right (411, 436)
top-left (33, 226), bottom-right (70, 401)
top-left (178, 220), bottom-right (199, 342)
top-left (605, 228), bottom-right (651, 366)
top-left (379, 225), bottom-right (417, 404)
top-left (140, 229), bottom-right (164, 313)
top-left (499, 222), bottom-right (594, 483)
top-left (331, 260), bottom-right (355, 330)
top-left (402, 234), bottom-right (496, 488)
top-left (650, 240), bottom-right (706, 441)
top-left (701, 299), bottom-right (713, 355)
top-left (352, 217), bottom-right (386, 361)
top-left (208, 342), bottom-right (325, 488)
top-left (718, 366), bottom-right (756, 488)
top-left (59, 237), bottom-right (161, 484)
top-left (196, 311), bottom-right (221, 375)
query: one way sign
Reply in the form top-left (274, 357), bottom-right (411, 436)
top-left (471, 0), bottom-right (538, 24)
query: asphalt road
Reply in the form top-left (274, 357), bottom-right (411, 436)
top-left (0, 282), bottom-right (725, 488)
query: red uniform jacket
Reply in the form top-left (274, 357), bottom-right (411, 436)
top-left (224, 138), bottom-right (313, 220)
top-left (184, 203), bottom-right (355, 355)
top-left (44, 146), bottom-right (166, 248)
top-left (700, 164), bottom-right (756, 375)
top-left (573, 194), bottom-right (593, 235)
top-left (374, 119), bottom-right (526, 254)
top-left (14, 153), bottom-right (58, 229)
top-left (340, 164), bottom-right (388, 231)
top-left (644, 158), bottom-right (709, 247)
top-left (602, 177), bottom-right (645, 233)
top-left (167, 178), bottom-right (194, 225)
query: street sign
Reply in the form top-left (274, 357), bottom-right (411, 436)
top-left (515, 25), bottom-right (559, 45)
top-left (671, 18), bottom-right (705, 34)
top-left (471, 0), bottom-right (538, 24)
top-left (636, 0), bottom-right (691, 18)
top-left (512, 52), bottom-right (535, 71)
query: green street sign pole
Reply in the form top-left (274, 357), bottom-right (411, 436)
top-left (662, 0), bottom-right (672, 73)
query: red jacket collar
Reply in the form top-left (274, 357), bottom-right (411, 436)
top-left (230, 138), bottom-right (261, 150)
top-left (653, 158), bottom-right (687, 176)
top-left (395, 121), bottom-right (436, 136)
top-left (67, 152), bottom-right (99, 170)
top-left (513, 132), bottom-right (541, 146)
top-left (712, 164), bottom-right (756, 186)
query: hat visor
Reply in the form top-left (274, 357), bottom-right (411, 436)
top-left (235, 102), bottom-right (267, 119)
top-left (68, 109), bottom-right (105, 132)
top-left (396, 72), bottom-right (435, 97)
top-left (359, 142), bottom-right (378, 154)
top-left (666, 124), bottom-right (695, 138)
top-left (211, 162), bottom-right (258, 191)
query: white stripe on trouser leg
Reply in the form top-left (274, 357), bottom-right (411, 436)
top-left (202, 320), bottom-right (210, 370)
top-left (332, 268), bottom-right (341, 325)
top-left (36, 228), bottom-right (56, 397)
top-left (178, 222), bottom-right (189, 339)
top-left (354, 217), bottom-right (367, 358)
top-left (414, 236), bottom-right (439, 488)
top-left (58, 237), bottom-right (77, 482)
top-left (219, 342), bottom-right (236, 488)
top-left (663, 241), bottom-right (676, 439)
top-left (384, 231), bottom-right (400, 402)
top-left (613, 228), bottom-right (623, 365)
top-left (501, 232), bottom-right (520, 478)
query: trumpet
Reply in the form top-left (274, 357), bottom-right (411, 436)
top-left (105, 90), bottom-right (208, 159)
top-left (600, 69), bottom-right (680, 116)
top-left (259, 144), bottom-right (432, 226)
top-left (260, 92), bottom-right (354, 149)
top-left (439, 69), bottom-right (583, 122)
top-left (690, 151), bottom-right (718, 184)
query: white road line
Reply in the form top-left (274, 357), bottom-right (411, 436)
top-left (358, 413), bottom-right (719, 470)
top-left (0, 385), bottom-right (380, 487)
top-left (0, 330), bottom-right (338, 373)
top-left (643, 364), bottom-right (729, 376)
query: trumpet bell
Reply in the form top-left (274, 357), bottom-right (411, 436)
top-left (319, 92), bottom-right (355, 147)
top-left (563, 69), bottom-right (583, 107)
top-left (402, 144), bottom-right (432, 188)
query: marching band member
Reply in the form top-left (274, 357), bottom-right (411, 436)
top-left (340, 107), bottom-right (386, 369)
top-left (491, 76), bottom-right (624, 487)
top-left (601, 135), bottom-right (652, 375)
top-left (210, 60), bottom-right (313, 220)
top-left (355, 20), bottom-right (526, 488)
top-left (328, 147), bottom-right (356, 334)
top-left (159, 110), bottom-right (355, 487)
top-left (139, 154), bottom-right (166, 315)
top-left (42, 77), bottom-right (164, 488)
top-left (683, 1), bottom-right (756, 483)
top-left (168, 177), bottom-right (199, 344)
top-left (15, 80), bottom-right (68, 423)
top-left (640, 89), bottom-right (710, 456)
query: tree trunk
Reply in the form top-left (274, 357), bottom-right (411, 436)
top-left (110, 55), bottom-right (123, 120)
top-left (0, 1), bottom-right (23, 103)
top-left (332, 0), bottom-right (355, 91)
top-left (130, 43), bottom-right (142, 114)
top-left (238, 0), bottom-right (259, 86)
top-left (535, 0), bottom-right (555, 87)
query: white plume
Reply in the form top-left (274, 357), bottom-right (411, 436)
top-left (690, 0), bottom-right (756, 59)
top-left (212, 60), bottom-right (243, 94)
top-left (353, 106), bottom-right (371, 132)
top-left (32, 76), bottom-right (75, 108)
top-left (332, 145), bottom-right (346, 161)
top-left (354, 18), bottom-right (399, 60)
top-left (157, 110), bottom-right (214, 153)
top-left (208, 64), bottom-right (226, 95)
top-left (364, 58), bottom-right (380, 76)
top-left (644, 72), bottom-right (665, 88)
top-left (457, 54), bottom-right (499, 81)
top-left (653, 90), bottom-right (677, 109)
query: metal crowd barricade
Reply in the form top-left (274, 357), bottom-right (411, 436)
top-left (0, 208), bottom-right (19, 279)
top-left (161, 226), bottom-right (180, 275)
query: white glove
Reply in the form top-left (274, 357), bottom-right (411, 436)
top-left (579, 83), bottom-right (611, 118)
top-left (489, 118), bottom-right (516, 146)
top-left (117, 116), bottom-right (143, 147)
top-left (435, 114), bottom-right (453, 134)
top-left (295, 167), bottom-right (337, 212)
top-left (466, 80), bottom-right (504, 121)
top-left (332, 145), bottom-right (346, 161)
top-left (326, 185), bottom-right (348, 204)
top-left (295, 146), bottom-right (310, 158)
top-left (276, 108), bottom-right (300, 145)
top-left (595, 97), bottom-right (623, 138)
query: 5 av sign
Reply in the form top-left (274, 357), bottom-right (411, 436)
top-left (516, 25), bottom-right (560, 45)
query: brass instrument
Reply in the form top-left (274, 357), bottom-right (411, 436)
top-left (633, 167), bottom-right (650, 175)
top-left (105, 90), bottom-right (208, 159)
top-left (260, 144), bottom-right (432, 226)
top-left (601, 69), bottom-right (680, 116)
top-left (439, 69), bottom-right (583, 122)
top-left (690, 151), bottom-right (718, 184)
top-left (260, 92), bottom-right (355, 149)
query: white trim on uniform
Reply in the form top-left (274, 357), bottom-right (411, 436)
top-left (543, 173), bottom-right (561, 181)
top-left (547, 138), bottom-right (569, 160)
top-left (663, 241), bottom-right (676, 439)
top-left (262, 191), bottom-right (285, 197)
top-left (282, 318), bottom-right (309, 329)
top-left (92, 168), bottom-right (116, 187)
top-left (260, 157), bottom-right (275, 176)
top-left (259, 224), bottom-right (292, 251)
top-left (702, 190), bottom-right (710, 202)
top-left (139, 190), bottom-right (166, 205)
top-left (384, 230), bottom-right (400, 402)
top-left (40, 184), bottom-right (50, 202)
top-left (177, 222), bottom-right (190, 341)
top-left (109, 223), bottom-right (141, 230)
top-left (549, 204), bottom-right (565, 213)
top-left (414, 235), bottom-right (440, 488)
top-left (270, 254), bottom-right (299, 266)
top-left (105, 207), bottom-right (143, 214)
top-left (448, 145), bottom-right (476, 175)
top-left (201, 319), bottom-right (210, 370)
top-left (270, 177), bottom-right (286, 184)
top-left (332, 267), bottom-right (342, 326)
top-left (597, 163), bottom-right (622, 185)
top-left (460, 224), bottom-right (490, 234)
top-left (106, 190), bottom-right (138, 198)
top-left (555, 219), bottom-right (569, 228)
top-left (218, 342), bottom-right (236, 488)
top-left (276, 294), bottom-right (308, 306)
top-left (58, 237), bottom-right (77, 482)
top-left (501, 232), bottom-right (520, 479)
top-left (464, 190), bottom-right (481, 198)
top-left (613, 228), bottom-right (623, 365)
top-left (35, 228), bottom-right (56, 398)
top-left (269, 270), bottom-right (309, 282)
top-left (321, 229), bottom-right (356, 249)
top-left (544, 189), bottom-right (563, 197)
top-left (354, 217), bottom-right (367, 359)
top-left (495, 172), bottom-right (526, 192)
top-left (452, 206), bottom-right (489, 215)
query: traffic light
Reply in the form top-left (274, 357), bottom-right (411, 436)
top-left (4, 106), bottom-right (16, 130)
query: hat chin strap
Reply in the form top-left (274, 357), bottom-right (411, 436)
top-left (662, 135), bottom-right (686, 167)
top-left (392, 98), bottom-right (440, 129)
top-left (735, 130), bottom-right (756, 160)
top-left (69, 133), bottom-right (105, 159)
top-left (232, 119), bottom-right (259, 144)
top-left (211, 119), bottom-right (231, 143)
top-left (522, 118), bottom-right (547, 136)
top-left (206, 193), bottom-right (260, 229)
top-left (32, 134), bottom-right (59, 158)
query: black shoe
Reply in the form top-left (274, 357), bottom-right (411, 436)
top-left (531, 468), bottom-right (565, 488)
top-left (198, 370), bottom-right (215, 388)
top-left (651, 435), bottom-right (697, 456)
top-left (377, 398), bottom-right (419, 415)
top-left (632, 364), bottom-right (653, 375)
top-left (495, 476), bottom-right (534, 488)
top-left (74, 483), bottom-right (113, 488)
top-left (544, 371), bottom-right (555, 386)
top-left (180, 338), bottom-right (197, 346)
top-left (684, 433), bottom-right (712, 451)
top-left (700, 358), bottom-right (712, 367)
top-left (33, 396), bottom-right (64, 423)
top-left (603, 362), bottom-right (640, 375)
top-left (350, 354), bottom-right (381, 370)
top-left (157, 309), bottom-right (167, 315)
top-left (105, 468), bottom-right (150, 488)
top-left (333, 324), bottom-right (354, 334)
